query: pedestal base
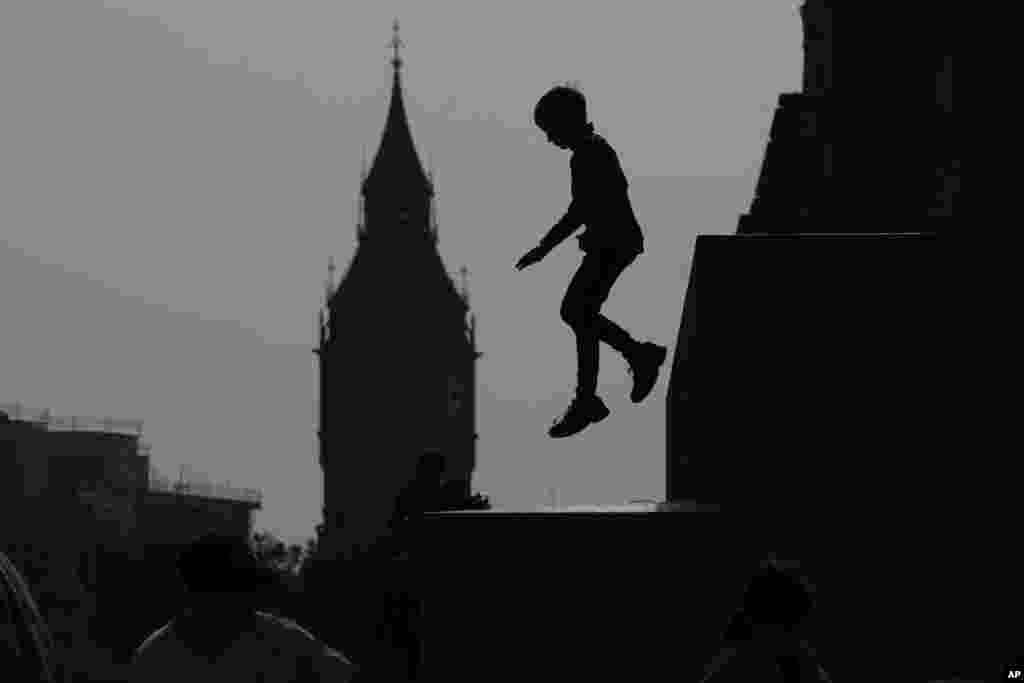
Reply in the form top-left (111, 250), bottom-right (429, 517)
top-left (409, 507), bottom-right (751, 683)
top-left (667, 233), bottom-right (947, 513)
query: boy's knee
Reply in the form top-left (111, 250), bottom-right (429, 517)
top-left (560, 300), bottom-right (585, 327)
top-left (559, 299), bottom-right (575, 326)
top-left (561, 301), bottom-right (598, 330)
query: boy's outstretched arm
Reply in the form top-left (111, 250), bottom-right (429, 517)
top-left (516, 201), bottom-right (583, 270)
top-left (538, 200), bottom-right (584, 253)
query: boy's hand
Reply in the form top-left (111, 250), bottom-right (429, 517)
top-left (515, 245), bottom-right (548, 271)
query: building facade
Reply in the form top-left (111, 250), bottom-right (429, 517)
top-left (663, 3), bottom-right (966, 680)
top-left (1, 403), bottom-right (262, 680)
top-left (314, 22), bottom-right (480, 564)
top-left (1, 403), bottom-right (260, 553)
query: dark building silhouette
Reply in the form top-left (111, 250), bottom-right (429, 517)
top-left (410, 506), bottom-right (744, 683)
top-left (313, 21), bottom-right (480, 567)
top-left (1, 403), bottom-right (262, 681)
top-left (665, 3), bottom-right (972, 681)
top-left (1, 548), bottom-right (59, 683)
top-left (1, 403), bottom-right (260, 551)
top-left (667, 0), bottom-right (955, 507)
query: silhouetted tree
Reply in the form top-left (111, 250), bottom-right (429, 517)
top-left (250, 530), bottom-right (306, 577)
top-left (248, 530), bottom-right (311, 622)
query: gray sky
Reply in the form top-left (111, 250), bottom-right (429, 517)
top-left (1, 1), bottom-right (801, 545)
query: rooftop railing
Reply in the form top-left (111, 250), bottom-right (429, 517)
top-left (148, 465), bottom-right (262, 505)
top-left (0, 402), bottom-right (143, 436)
top-left (3, 403), bottom-right (260, 504)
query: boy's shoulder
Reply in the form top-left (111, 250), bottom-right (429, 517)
top-left (572, 133), bottom-right (618, 164)
top-left (578, 132), bottom-right (612, 151)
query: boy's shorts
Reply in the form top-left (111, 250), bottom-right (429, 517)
top-left (577, 230), bottom-right (643, 256)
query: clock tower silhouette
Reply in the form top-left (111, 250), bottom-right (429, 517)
top-left (312, 20), bottom-right (481, 566)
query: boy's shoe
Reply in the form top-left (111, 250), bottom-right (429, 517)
top-left (626, 342), bottom-right (668, 404)
top-left (548, 393), bottom-right (610, 438)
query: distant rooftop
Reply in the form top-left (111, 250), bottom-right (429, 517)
top-left (148, 464), bottom-right (262, 506)
top-left (435, 501), bottom-right (720, 514)
top-left (0, 402), bottom-right (144, 436)
top-left (2, 402), bottom-right (258, 505)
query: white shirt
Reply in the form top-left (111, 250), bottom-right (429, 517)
top-left (130, 610), bottom-right (358, 683)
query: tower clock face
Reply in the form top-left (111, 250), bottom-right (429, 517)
top-left (447, 375), bottom-right (464, 417)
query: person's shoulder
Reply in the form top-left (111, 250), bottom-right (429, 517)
top-left (253, 611), bottom-right (313, 642)
top-left (136, 622), bottom-right (174, 651)
top-left (589, 132), bottom-right (617, 154)
top-left (575, 132), bottom-right (607, 150)
top-left (570, 134), bottom-right (609, 164)
top-left (130, 622), bottom-right (176, 664)
top-left (579, 133), bottom-right (620, 166)
top-left (255, 612), bottom-right (357, 667)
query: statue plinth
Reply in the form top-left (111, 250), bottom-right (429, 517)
top-left (666, 232), bottom-right (946, 511)
top-left (407, 509), bottom-right (754, 683)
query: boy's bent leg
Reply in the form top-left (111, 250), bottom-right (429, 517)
top-left (564, 249), bottom-right (641, 361)
top-left (626, 342), bottom-right (668, 403)
top-left (551, 324), bottom-right (609, 439)
top-left (549, 343), bottom-right (610, 440)
top-left (589, 249), bottom-right (642, 358)
top-left (548, 249), bottom-right (642, 437)
top-left (585, 249), bottom-right (665, 402)
top-left (561, 253), bottom-right (610, 397)
top-left (595, 313), bottom-right (642, 359)
top-left (575, 321), bottom-right (601, 398)
top-left (549, 314), bottom-right (609, 438)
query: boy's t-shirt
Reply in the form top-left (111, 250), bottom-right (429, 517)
top-left (569, 132), bottom-right (645, 255)
top-left (130, 610), bottom-right (358, 683)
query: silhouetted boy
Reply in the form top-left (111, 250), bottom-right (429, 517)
top-left (517, 83), bottom-right (667, 438)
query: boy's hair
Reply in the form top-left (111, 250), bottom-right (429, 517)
top-left (533, 82), bottom-right (587, 131)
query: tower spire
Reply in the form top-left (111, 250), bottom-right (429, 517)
top-left (389, 18), bottom-right (403, 71)
top-left (361, 19), bottom-right (430, 198)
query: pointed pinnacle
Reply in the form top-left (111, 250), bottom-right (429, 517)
top-left (389, 19), bottom-right (404, 70)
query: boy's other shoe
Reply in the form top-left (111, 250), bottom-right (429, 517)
top-left (627, 342), bottom-right (668, 403)
top-left (549, 393), bottom-right (610, 438)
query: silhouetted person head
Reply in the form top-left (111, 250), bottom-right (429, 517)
top-left (727, 558), bottom-right (815, 642)
top-left (175, 531), bottom-right (275, 614)
top-left (417, 450), bottom-right (444, 482)
top-left (172, 531), bottom-right (279, 660)
top-left (135, 533), bottom-right (359, 677)
top-left (534, 84), bottom-right (595, 150)
top-left (701, 559), bottom-right (831, 682)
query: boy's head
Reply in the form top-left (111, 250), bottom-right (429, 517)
top-left (534, 83), bottom-right (593, 149)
